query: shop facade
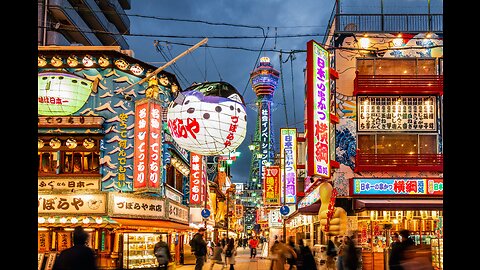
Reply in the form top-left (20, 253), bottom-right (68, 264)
top-left (320, 4), bottom-right (444, 269)
top-left (37, 46), bottom-right (193, 270)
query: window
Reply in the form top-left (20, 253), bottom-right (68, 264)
top-left (356, 58), bottom-right (438, 75)
top-left (38, 137), bottom-right (101, 175)
top-left (357, 134), bottom-right (438, 154)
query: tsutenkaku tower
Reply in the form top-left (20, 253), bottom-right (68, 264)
top-left (248, 56), bottom-right (279, 204)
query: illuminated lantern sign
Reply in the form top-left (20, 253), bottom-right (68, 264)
top-left (264, 166), bottom-right (281, 206)
top-left (190, 153), bottom-right (206, 205)
top-left (352, 178), bottom-right (443, 196)
top-left (133, 99), bottom-right (163, 191)
top-left (167, 82), bottom-right (247, 156)
top-left (306, 40), bottom-right (330, 178)
top-left (38, 72), bottom-right (94, 116)
top-left (281, 128), bottom-right (297, 204)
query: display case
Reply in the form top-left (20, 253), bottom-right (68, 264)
top-left (122, 233), bottom-right (162, 269)
top-left (431, 238), bottom-right (443, 270)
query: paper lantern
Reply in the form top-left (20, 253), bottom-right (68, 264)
top-left (38, 72), bottom-right (93, 116)
top-left (167, 82), bottom-right (247, 156)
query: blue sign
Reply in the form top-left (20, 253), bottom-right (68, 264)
top-left (280, 205), bottom-right (290, 215)
top-left (201, 209), bottom-right (211, 218)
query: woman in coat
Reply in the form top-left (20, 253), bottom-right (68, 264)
top-left (223, 238), bottom-right (237, 270)
top-left (271, 240), bottom-right (297, 270)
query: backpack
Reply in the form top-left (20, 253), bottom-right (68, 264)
top-left (155, 245), bottom-right (168, 266)
top-left (189, 237), bottom-right (197, 252)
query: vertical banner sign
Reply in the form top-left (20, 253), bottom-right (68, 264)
top-left (235, 204), bottom-right (244, 219)
top-left (190, 153), bottom-right (204, 205)
top-left (263, 166), bottom-right (281, 206)
top-left (260, 101), bottom-right (271, 183)
top-left (133, 99), bottom-right (163, 190)
top-left (306, 40), bottom-right (330, 178)
top-left (281, 128), bottom-right (297, 204)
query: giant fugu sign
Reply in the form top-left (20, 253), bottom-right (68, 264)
top-left (166, 82), bottom-right (247, 156)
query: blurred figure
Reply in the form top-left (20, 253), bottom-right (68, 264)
top-left (295, 237), bottom-right (317, 270)
top-left (209, 241), bottom-right (225, 270)
top-left (52, 226), bottom-right (97, 270)
top-left (342, 235), bottom-right (360, 270)
top-left (153, 236), bottom-right (171, 270)
top-left (325, 239), bottom-right (337, 270)
top-left (336, 236), bottom-right (346, 270)
top-left (224, 238), bottom-right (237, 270)
top-left (270, 239), bottom-right (297, 270)
top-left (286, 236), bottom-right (297, 270)
top-left (399, 230), bottom-right (434, 270)
top-left (388, 233), bottom-right (403, 270)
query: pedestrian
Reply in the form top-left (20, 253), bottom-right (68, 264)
top-left (295, 237), bottom-right (317, 270)
top-left (189, 227), bottom-right (208, 270)
top-left (52, 226), bottom-right (97, 270)
top-left (342, 235), bottom-right (360, 270)
top-left (223, 238), bottom-right (237, 270)
top-left (220, 233), bottom-right (228, 265)
top-left (286, 236), bottom-right (297, 270)
top-left (248, 236), bottom-right (259, 259)
top-left (325, 239), bottom-right (337, 270)
top-left (336, 236), bottom-right (346, 270)
top-left (388, 233), bottom-right (403, 270)
top-left (269, 235), bottom-right (280, 270)
top-left (153, 236), bottom-right (172, 270)
top-left (398, 229), bottom-right (433, 270)
top-left (209, 241), bottom-right (226, 270)
top-left (270, 239), bottom-right (297, 270)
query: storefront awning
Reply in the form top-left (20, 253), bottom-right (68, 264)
top-left (112, 218), bottom-right (193, 231)
top-left (286, 201), bottom-right (321, 221)
top-left (354, 199), bottom-right (443, 211)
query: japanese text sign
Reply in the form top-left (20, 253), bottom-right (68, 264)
top-left (280, 128), bottom-right (297, 204)
top-left (190, 153), bottom-right (205, 205)
top-left (263, 166), bottom-right (281, 206)
top-left (109, 193), bottom-right (166, 218)
top-left (38, 193), bottom-right (107, 214)
top-left (133, 99), bottom-right (163, 190)
top-left (306, 40), bottom-right (330, 178)
top-left (352, 178), bottom-right (443, 196)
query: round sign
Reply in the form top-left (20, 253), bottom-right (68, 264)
top-left (280, 205), bottom-right (290, 216)
top-left (201, 209), bottom-right (211, 218)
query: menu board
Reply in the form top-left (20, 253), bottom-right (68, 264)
top-left (38, 253), bottom-right (45, 270)
top-left (358, 96), bottom-right (436, 131)
top-left (44, 252), bottom-right (57, 270)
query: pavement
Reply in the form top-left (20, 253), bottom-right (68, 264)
top-left (176, 245), bottom-right (274, 270)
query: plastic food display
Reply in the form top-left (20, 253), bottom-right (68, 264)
top-left (122, 233), bottom-right (159, 269)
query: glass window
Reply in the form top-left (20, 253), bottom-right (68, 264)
top-left (417, 59), bottom-right (436, 75)
top-left (357, 59), bottom-right (374, 75)
top-left (419, 135), bottom-right (437, 154)
top-left (377, 134), bottom-right (418, 154)
top-left (358, 135), bottom-right (375, 154)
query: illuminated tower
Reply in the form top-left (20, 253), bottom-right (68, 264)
top-left (245, 57), bottom-right (280, 231)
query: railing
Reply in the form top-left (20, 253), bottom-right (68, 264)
top-left (335, 14), bottom-right (443, 33)
top-left (355, 151), bottom-right (443, 172)
top-left (354, 73), bottom-right (443, 95)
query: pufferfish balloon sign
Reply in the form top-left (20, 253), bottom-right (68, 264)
top-left (166, 81), bottom-right (247, 156)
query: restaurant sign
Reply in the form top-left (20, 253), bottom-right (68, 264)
top-left (109, 193), bottom-right (166, 219)
top-left (38, 193), bottom-right (107, 214)
top-left (352, 178), bottom-right (443, 196)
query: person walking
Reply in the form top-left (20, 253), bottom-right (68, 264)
top-left (336, 236), bottom-right (346, 270)
top-left (52, 226), bottom-right (97, 270)
top-left (295, 237), bottom-right (317, 270)
top-left (388, 233), bottom-right (403, 270)
top-left (342, 235), bottom-right (360, 270)
top-left (286, 236), bottom-right (297, 270)
top-left (209, 241), bottom-right (226, 270)
top-left (325, 239), bottom-right (337, 270)
top-left (270, 239), bottom-right (297, 270)
top-left (190, 227), bottom-right (208, 270)
top-left (248, 236), bottom-right (259, 259)
top-left (223, 238), bottom-right (237, 270)
top-left (153, 236), bottom-right (172, 270)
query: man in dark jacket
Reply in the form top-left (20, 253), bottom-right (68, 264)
top-left (389, 233), bottom-right (403, 270)
top-left (154, 237), bottom-right (172, 270)
top-left (191, 227), bottom-right (208, 270)
top-left (52, 226), bottom-right (97, 270)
